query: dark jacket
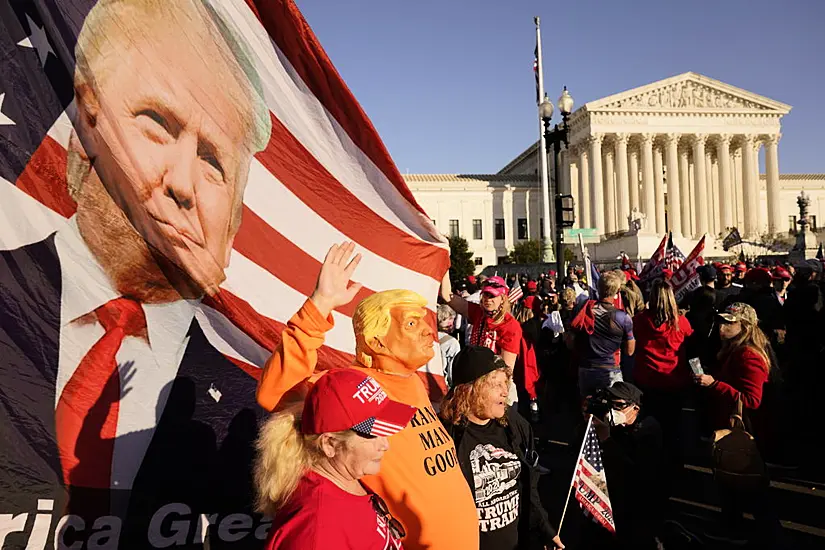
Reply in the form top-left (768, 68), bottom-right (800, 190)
top-left (441, 408), bottom-right (557, 548)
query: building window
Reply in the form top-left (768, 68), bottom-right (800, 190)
top-left (539, 218), bottom-right (545, 239)
top-left (517, 218), bottom-right (528, 240)
top-left (811, 215), bottom-right (818, 230)
top-left (789, 215), bottom-right (797, 233)
top-left (448, 219), bottom-right (459, 238)
top-left (474, 257), bottom-right (483, 266)
top-left (497, 256), bottom-right (508, 265)
top-left (472, 219), bottom-right (483, 240)
top-left (494, 218), bottom-right (505, 240)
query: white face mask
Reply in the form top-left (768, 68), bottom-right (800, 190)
top-left (608, 408), bottom-right (628, 427)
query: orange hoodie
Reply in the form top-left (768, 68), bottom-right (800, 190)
top-left (257, 299), bottom-right (479, 550)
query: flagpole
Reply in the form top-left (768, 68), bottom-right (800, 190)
top-left (557, 414), bottom-right (594, 536)
top-left (535, 16), bottom-right (553, 263)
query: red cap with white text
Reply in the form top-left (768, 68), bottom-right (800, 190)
top-left (302, 369), bottom-right (416, 437)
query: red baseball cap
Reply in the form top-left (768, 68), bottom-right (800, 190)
top-left (744, 267), bottom-right (772, 286)
top-left (526, 281), bottom-right (538, 291)
top-left (662, 268), bottom-right (674, 279)
top-left (302, 369), bottom-right (416, 437)
top-left (467, 275), bottom-right (476, 284)
top-left (481, 276), bottom-right (509, 297)
top-left (718, 264), bottom-right (733, 273)
top-left (735, 262), bottom-right (747, 272)
top-left (772, 267), bottom-right (791, 281)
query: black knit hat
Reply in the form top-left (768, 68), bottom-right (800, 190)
top-left (451, 346), bottom-right (506, 387)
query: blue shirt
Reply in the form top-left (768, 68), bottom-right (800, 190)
top-left (581, 302), bottom-right (634, 368)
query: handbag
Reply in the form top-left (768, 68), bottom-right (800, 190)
top-left (711, 395), bottom-right (768, 490)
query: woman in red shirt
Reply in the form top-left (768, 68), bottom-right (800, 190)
top-left (694, 302), bottom-right (780, 546)
top-left (694, 302), bottom-right (771, 430)
top-left (444, 276), bottom-right (523, 404)
top-left (255, 369), bottom-right (416, 549)
top-left (632, 279), bottom-right (693, 486)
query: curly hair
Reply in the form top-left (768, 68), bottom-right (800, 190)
top-left (439, 366), bottom-right (511, 427)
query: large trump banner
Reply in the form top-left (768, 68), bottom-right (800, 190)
top-left (0, 1), bottom-right (448, 548)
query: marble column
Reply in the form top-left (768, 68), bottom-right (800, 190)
top-left (503, 187), bottom-right (515, 249)
top-left (716, 135), bottom-right (733, 230)
top-left (653, 143), bottom-right (666, 235)
top-left (568, 152), bottom-right (580, 228)
top-left (589, 134), bottom-right (605, 234)
top-left (578, 146), bottom-right (591, 229)
top-left (664, 134), bottom-right (682, 238)
top-left (629, 146), bottom-right (640, 213)
top-left (640, 134), bottom-right (655, 232)
top-left (708, 151), bottom-right (719, 236)
top-left (615, 134), bottom-right (630, 232)
top-left (678, 143), bottom-right (691, 237)
top-left (764, 134), bottom-right (781, 234)
top-left (604, 147), bottom-right (617, 234)
top-left (733, 147), bottom-right (744, 230)
top-left (691, 135), bottom-right (709, 237)
top-left (741, 135), bottom-right (758, 237)
top-left (752, 139), bottom-right (765, 233)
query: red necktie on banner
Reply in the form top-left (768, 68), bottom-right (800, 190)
top-left (56, 297), bottom-right (146, 488)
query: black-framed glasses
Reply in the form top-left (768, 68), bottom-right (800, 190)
top-left (370, 493), bottom-right (406, 540)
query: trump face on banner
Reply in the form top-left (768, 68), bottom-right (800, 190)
top-left (0, 1), bottom-right (272, 548)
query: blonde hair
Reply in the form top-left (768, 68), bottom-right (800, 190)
top-left (718, 318), bottom-right (772, 373)
top-left (560, 287), bottom-right (577, 310)
top-left (440, 366), bottom-right (511, 427)
top-left (648, 279), bottom-right (680, 330)
top-left (254, 412), bottom-right (356, 516)
top-left (353, 290), bottom-right (428, 368)
top-left (598, 271), bottom-right (623, 299)
top-left (70, 0), bottom-right (271, 226)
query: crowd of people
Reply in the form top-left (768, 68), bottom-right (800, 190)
top-left (251, 241), bottom-right (825, 550)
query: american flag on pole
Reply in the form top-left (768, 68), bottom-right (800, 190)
top-left (665, 232), bottom-right (686, 272)
top-left (508, 281), bottom-right (524, 304)
top-left (573, 417), bottom-right (616, 533)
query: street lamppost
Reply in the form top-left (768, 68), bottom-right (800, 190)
top-left (540, 86), bottom-right (575, 278)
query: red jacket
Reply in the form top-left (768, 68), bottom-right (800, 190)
top-left (632, 311), bottom-right (693, 391)
top-left (708, 346), bottom-right (769, 430)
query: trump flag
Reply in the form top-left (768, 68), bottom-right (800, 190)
top-left (0, 0), bottom-right (448, 548)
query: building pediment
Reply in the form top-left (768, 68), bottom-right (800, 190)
top-left (584, 72), bottom-right (791, 114)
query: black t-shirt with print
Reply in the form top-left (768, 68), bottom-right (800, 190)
top-left (457, 419), bottom-right (522, 550)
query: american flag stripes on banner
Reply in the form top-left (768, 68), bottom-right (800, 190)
top-left (0, 0), bottom-right (448, 546)
top-left (638, 233), bottom-right (668, 281)
top-left (672, 236), bottom-right (706, 303)
top-left (573, 417), bottom-right (616, 533)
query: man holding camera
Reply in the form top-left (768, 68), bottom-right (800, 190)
top-left (589, 383), bottom-right (666, 550)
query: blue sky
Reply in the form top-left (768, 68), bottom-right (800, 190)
top-left (298, 0), bottom-right (825, 175)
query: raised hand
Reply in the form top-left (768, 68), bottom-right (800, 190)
top-left (310, 242), bottom-right (363, 317)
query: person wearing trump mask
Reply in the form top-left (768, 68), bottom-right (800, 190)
top-left (256, 242), bottom-right (479, 550)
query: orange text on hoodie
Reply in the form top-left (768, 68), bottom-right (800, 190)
top-left (257, 299), bottom-right (480, 550)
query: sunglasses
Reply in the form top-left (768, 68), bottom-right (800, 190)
top-left (371, 493), bottom-right (406, 540)
top-left (611, 401), bottom-right (634, 410)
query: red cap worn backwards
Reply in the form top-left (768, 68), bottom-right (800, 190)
top-left (302, 369), bottom-right (416, 437)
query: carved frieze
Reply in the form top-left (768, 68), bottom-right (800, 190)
top-left (604, 81), bottom-right (767, 111)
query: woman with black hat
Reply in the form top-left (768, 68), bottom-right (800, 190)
top-left (439, 346), bottom-right (564, 550)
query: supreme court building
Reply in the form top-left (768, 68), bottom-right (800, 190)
top-left (404, 72), bottom-right (825, 267)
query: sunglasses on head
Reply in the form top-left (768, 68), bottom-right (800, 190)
top-left (370, 493), bottom-right (406, 540)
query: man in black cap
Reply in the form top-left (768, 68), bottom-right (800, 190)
top-left (590, 382), bottom-right (666, 550)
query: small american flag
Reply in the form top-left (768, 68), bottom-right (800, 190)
top-left (665, 233), bottom-right (686, 272)
top-left (508, 282), bottom-right (524, 304)
top-left (573, 418), bottom-right (616, 533)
